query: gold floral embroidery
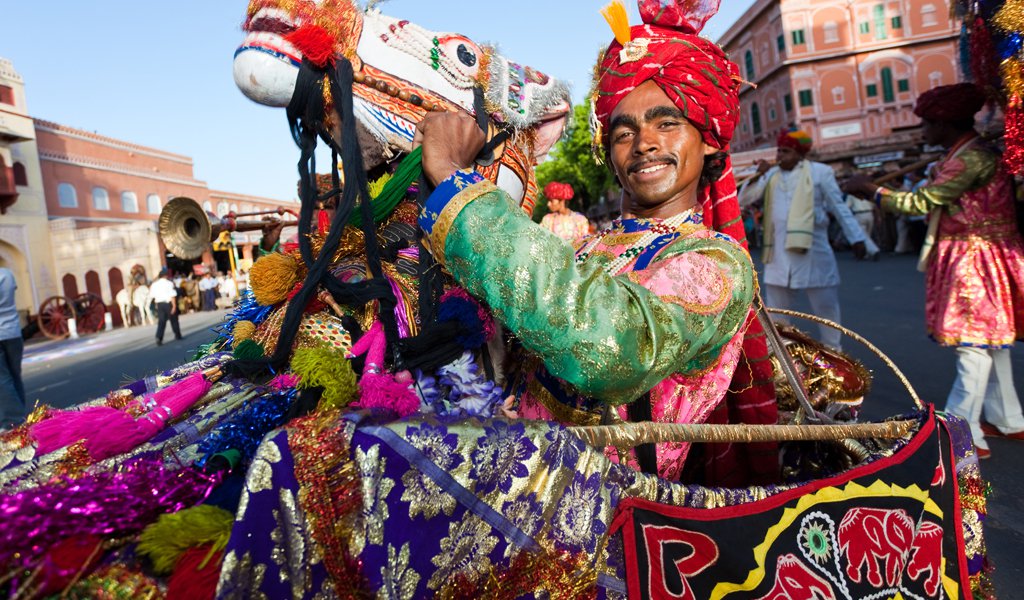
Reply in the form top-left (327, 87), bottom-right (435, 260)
top-left (378, 543), bottom-right (421, 599)
top-left (429, 180), bottom-right (498, 266)
top-left (217, 550), bottom-right (269, 600)
top-left (270, 487), bottom-right (309, 596)
top-left (246, 438), bottom-right (282, 494)
top-left (427, 514), bottom-right (499, 590)
top-left (353, 444), bottom-right (394, 555)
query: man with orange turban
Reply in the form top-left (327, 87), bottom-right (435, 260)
top-left (540, 181), bottom-right (590, 241)
top-left (413, 0), bottom-right (765, 481)
top-left (845, 82), bottom-right (1024, 459)
top-left (740, 128), bottom-right (867, 349)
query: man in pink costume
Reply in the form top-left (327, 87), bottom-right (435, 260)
top-left (540, 182), bottom-right (590, 241)
top-left (845, 82), bottom-right (1024, 458)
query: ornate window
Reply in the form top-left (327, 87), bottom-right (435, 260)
top-left (744, 51), bottom-right (756, 81)
top-left (147, 194), bottom-right (161, 214)
top-left (751, 103), bottom-right (762, 135)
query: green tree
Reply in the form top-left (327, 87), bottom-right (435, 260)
top-left (534, 103), bottom-right (618, 221)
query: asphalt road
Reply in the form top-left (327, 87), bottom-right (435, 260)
top-left (19, 250), bottom-right (1024, 595)
top-left (23, 310), bottom-right (229, 408)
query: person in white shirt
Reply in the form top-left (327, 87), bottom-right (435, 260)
top-left (149, 269), bottom-right (182, 346)
top-left (0, 268), bottom-right (26, 428)
top-left (199, 272), bottom-right (219, 311)
top-left (740, 129), bottom-right (866, 349)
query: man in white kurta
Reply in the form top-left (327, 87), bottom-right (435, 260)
top-left (740, 130), bottom-right (866, 348)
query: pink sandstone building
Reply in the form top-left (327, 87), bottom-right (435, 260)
top-left (719, 0), bottom-right (962, 172)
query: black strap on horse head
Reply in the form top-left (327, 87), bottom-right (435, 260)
top-left (227, 57), bottom-right (399, 379)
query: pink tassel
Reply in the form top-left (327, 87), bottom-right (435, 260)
top-left (348, 320), bottom-right (420, 417)
top-left (346, 320), bottom-right (383, 360)
top-left (355, 371), bottom-right (420, 417)
top-left (30, 372), bottom-right (213, 461)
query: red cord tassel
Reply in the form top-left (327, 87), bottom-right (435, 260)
top-left (285, 24), bottom-right (336, 68)
top-left (166, 545), bottom-right (222, 600)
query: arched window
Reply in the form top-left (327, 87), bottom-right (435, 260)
top-left (744, 50), bottom-right (756, 81)
top-left (12, 162), bottom-right (27, 186)
top-left (751, 103), bottom-right (762, 135)
top-left (229, 203), bottom-right (239, 214)
top-left (217, 201), bottom-right (229, 216)
top-left (202, 200), bottom-right (213, 212)
top-left (58, 183), bottom-right (78, 208)
top-left (121, 191), bottom-right (139, 213)
top-left (62, 273), bottom-right (79, 297)
top-left (92, 187), bottom-right (110, 210)
top-left (146, 194), bottom-right (161, 214)
top-left (881, 67), bottom-right (895, 102)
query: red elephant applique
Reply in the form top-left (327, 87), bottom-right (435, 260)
top-left (906, 521), bottom-right (944, 596)
top-left (837, 507), bottom-right (915, 588)
top-left (756, 554), bottom-right (837, 600)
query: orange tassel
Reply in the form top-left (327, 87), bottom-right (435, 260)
top-left (601, 1), bottom-right (632, 46)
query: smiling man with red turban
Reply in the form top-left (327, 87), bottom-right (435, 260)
top-left (414, 0), bottom-right (762, 481)
top-left (588, 0), bottom-right (779, 484)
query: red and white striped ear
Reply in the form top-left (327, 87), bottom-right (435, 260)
top-left (637, 0), bottom-right (722, 34)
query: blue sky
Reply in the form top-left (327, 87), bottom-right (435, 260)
top-left (1, 1), bottom-right (754, 204)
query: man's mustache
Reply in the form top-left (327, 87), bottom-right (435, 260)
top-left (627, 156), bottom-right (677, 174)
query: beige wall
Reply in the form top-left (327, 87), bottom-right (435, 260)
top-left (0, 58), bottom-right (58, 322)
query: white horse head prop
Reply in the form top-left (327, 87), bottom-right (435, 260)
top-left (234, 0), bottom-right (571, 213)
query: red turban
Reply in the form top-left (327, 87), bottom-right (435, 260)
top-left (591, 0), bottom-right (743, 244)
top-left (543, 181), bottom-right (574, 201)
top-left (914, 83), bottom-right (985, 122)
top-left (776, 129), bottom-right (813, 155)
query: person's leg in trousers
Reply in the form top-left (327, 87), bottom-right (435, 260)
top-left (0, 338), bottom-right (26, 427)
top-left (804, 285), bottom-right (843, 349)
top-left (155, 302), bottom-right (169, 344)
top-left (946, 346), bottom-right (993, 450)
top-left (982, 348), bottom-right (1024, 434)
top-left (763, 284), bottom-right (798, 328)
top-left (169, 307), bottom-right (182, 340)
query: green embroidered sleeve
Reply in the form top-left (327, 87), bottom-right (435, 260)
top-left (436, 188), bottom-right (755, 406)
top-left (882, 147), bottom-right (996, 216)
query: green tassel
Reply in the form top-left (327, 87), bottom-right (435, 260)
top-left (347, 147), bottom-right (423, 227)
top-left (138, 505), bottom-right (235, 574)
top-left (290, 346), bottom-right (358, 410)
top-left (233, 339), bottom-right (266, 360)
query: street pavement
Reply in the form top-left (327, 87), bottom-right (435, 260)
top-left (19, 251), bottom-right (1024, 595)
top-left (23, 310), bottom-right (229, 409)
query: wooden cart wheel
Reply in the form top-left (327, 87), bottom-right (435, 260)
top-left (74, 292), bottom-right (107, 334)
top-left (37, 295), bottom-right (77, 340)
